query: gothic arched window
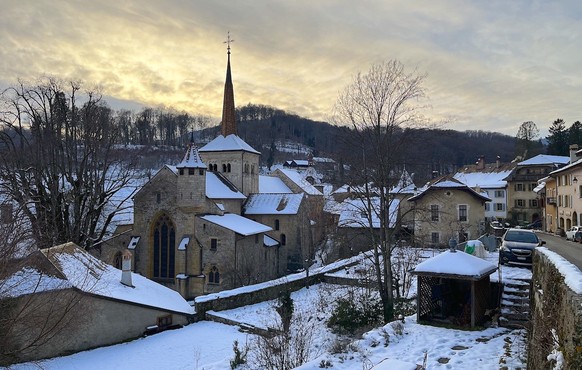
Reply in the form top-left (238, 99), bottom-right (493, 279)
top-left (152, 213), bottom-right (176, 278)
top-left (209, 266), bottom-right (220, 284)
top-left (227, 163), bottom-right (231, 172)
top-left (222, 164), bottom-right (227, 172)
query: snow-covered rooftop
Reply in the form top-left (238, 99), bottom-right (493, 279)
top-left (0, 266), bottom-right (70, 298)
top-left (409, 177), bottom-right (491, 202)
top-left (200, 214), bottom-right (271, 236)
top-left (518, 154), bottom-right (569, 166)
top-left (199, 134), bottom-right (260, 154)
top-left (176, 144), bottom-right (206, 169)
top-left (42, 243), bottom-right (194, 314)
top-left (259, 175), bottom-right (292, 193)
top-left (278, 168), bottom-right (322, 195)
top-left (338, 197), bottom-right (400, 229)
top-left (413, 250), bottom-right (497, 279)
top-left (453, 169), bottom-right (513, 189)
top-left (550, 157), bottom-right (582, 175)
top-left (206, 172), bottom-right (246, 199)
top-left (244, 193), bottom-right (304, 215)
top-left (313, 156), bottom-right (335, 163)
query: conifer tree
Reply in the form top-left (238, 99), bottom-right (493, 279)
top-left (547, 118), bottom-right (568, 155)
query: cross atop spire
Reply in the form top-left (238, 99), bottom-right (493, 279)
top-left (224, 31), bottom-right (234, 55)
top-left (221, 31), bottom-right (237, 136)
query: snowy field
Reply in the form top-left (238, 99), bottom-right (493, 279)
top-left (8, 251), bottom-right (531, 370)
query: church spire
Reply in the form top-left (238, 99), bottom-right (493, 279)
top-left (221, 32), bottom-right (237, 137)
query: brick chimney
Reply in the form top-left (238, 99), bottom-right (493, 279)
top-left (569, 144), bottom-right (579, 163)
top-left (121, 250), bottom-right (134, 287)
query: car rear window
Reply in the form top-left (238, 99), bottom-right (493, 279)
top-left (505, 231), bottom-right (539, 243)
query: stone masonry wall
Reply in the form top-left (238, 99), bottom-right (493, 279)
top-left (528, 251), bottom-right (582, 369)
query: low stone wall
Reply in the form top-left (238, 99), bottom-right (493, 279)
top-left (205, 311), bottom-right (278, 338)
top-left (528, 249), bottom-right (582, 369)
top-left (194, 256), bottom-right (363, 317)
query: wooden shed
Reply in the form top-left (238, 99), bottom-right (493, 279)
top-left (412, 250), bottom-right (497, 328)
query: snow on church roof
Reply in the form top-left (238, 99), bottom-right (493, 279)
top-left (206, 172), bottom-right (246, 199)
top-left (413, 250), bottom-right (497, 280)
top-left (244, 193), bottom-right (304, 215)
top-left (259, 175), bottom-right (293, 193)
top-left (200, 214), bottom-right (271, 236)
top-left (176, 144), bottom-right (206, 169)
top-left (41, 243), bottom-right (194, 315)
top-left (278, 168), bottom-right (322, 195)
top-left (199, 134), bottom-right (260, 154)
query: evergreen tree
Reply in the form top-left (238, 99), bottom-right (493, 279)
top-left (569, 121), bottom-right (582, 147)
top-left (547, 118), bottom-right (568, 155)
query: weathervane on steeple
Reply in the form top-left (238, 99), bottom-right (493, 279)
top-left (224, 31), bottom-right (234, 55)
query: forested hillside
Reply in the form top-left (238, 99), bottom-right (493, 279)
top-left (222, 104), bottom-right (523, 182)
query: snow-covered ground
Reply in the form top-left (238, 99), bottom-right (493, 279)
top-left (9, 251), bottom-right (532, 370)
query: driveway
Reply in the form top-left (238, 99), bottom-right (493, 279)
top-left (536, 231), bottom-right (582, 270)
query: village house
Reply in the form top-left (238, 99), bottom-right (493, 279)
top-left (503, 154), bottom-right (569, 226)
top-left (547, 145), bottom-right (582, 231)
top-left (453, 156), bottom-right (516, 223)
top-left (0, 243), bottom-right (193, 365)
top-left (99, 46), bottom-right (320, 299)
top-left (408, 176), bottom-right (491, 247)
top-left (534, 175), bottom-right (558, 233)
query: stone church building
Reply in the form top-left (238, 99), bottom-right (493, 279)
top-left (102, 46), bottom-right (319, 299)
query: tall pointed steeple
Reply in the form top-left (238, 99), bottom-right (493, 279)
top-left (221, 32), bottom-right (237, 137)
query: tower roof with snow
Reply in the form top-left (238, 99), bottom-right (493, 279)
top-left (176, 143), bottom-right (207, 169)
top-left (199, 134), bottom-right (260, 154)
top-left (390, 169), bottom-right (417, 194)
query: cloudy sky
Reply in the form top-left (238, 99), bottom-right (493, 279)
top-left (1, 0), bottom-right (581, 136)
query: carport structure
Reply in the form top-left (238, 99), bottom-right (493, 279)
top-left (413, 250), bottom-right (497, 328)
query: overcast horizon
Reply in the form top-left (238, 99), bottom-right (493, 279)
top-left (2, 1), bottom-right (582, 137)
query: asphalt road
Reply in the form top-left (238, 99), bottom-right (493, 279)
top-left (536, 231), bottom-right (582, 270)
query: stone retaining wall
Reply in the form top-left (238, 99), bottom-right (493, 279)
top-left (195, 258), bottom-right (362, 317)
top-left (528, 250), bottom-right (582, 369)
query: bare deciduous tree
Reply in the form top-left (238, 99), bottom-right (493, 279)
top-left (0, 77), bottom-right (136, 250)
top-left (333, 60), bottom-right (428, 322)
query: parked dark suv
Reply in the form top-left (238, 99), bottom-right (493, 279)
top-left (499, 228), bottom-right (545, 267)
